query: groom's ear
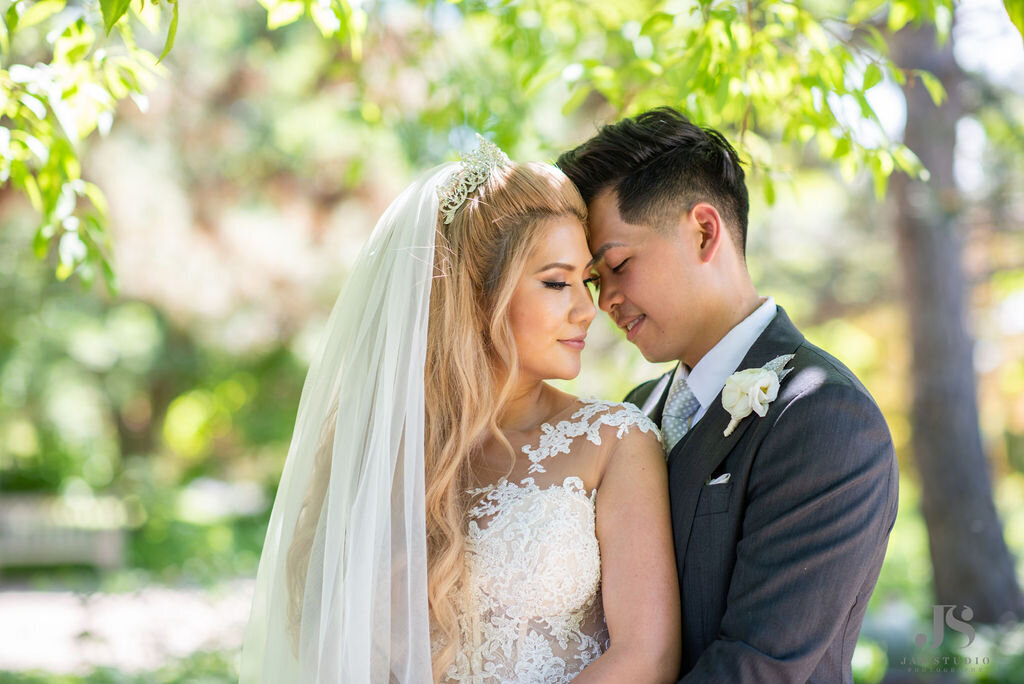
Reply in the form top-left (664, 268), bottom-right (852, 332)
top-left (689, 202), bottom-right (725, 264)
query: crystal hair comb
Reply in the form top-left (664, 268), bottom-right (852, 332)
top-left (438, 135), bottom-right (510, 225)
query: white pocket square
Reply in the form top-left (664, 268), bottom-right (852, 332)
top-left (706, 473), bottom-right (731, 486)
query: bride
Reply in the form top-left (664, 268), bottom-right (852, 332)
top-left (240, 138), bottom-right (680, 683)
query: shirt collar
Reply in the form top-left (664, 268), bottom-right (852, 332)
top-left (670, 296), bottom-right (778, 412)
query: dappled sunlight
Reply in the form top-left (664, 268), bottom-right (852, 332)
top-left (1, 0), bottom-right (1023, 681)
top-left (0, 580), bottom-right (252, 676)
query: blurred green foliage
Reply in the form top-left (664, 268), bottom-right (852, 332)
top-left (0, 208), bottom-right (302, 583)
top-left (0, 0), bottom-right (180, 294)
top-left (0, 649), bottom-right (236, 683)
top-left (1, 0), bottom-right (1023, 681)
top-left (3, 0), bottom-right (958, 291)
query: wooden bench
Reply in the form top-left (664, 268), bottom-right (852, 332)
top-left (0, 494), bottom-right (128, 575)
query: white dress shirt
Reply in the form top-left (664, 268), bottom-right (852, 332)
top-left (667, 296), bottom-right (778, 427)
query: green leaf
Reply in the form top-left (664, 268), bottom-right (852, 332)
top-left (934, 4), bottom-right (953, 45)
top-left (848, 0), bottom-right (887, 24)
top-left (1004, 0), bottom-right (1024, 41)
top-left (863, 63), bottom-right (883, 90)
top-left (24, 171), bottom-right (44, 212)
top-left (771, 3), bottom-right (798, 22)
top-left (33, 223), bottom-right (55, 258)
top-left (310, 1), bottom-right (341, 36)
top-left (833, 136), bottom-right (852, 160)
top-left (56, 260), bottom-right (74, 280)
top-left (82, 181), bottom-right (109, 219)
top-left (155, 0), bottom-right (178, 64)
top-left (101, 254), bottom-right (120, 296)
top-left (562, 84), bottom-right (591, 116)
top-left (266, 0), bottom-right (304, 30)
top-left (345, 6), bottom-right (366, 61)
top-left (5, 3), bottom-right (20, 34)
top-left (641, 12), bottom-right (674, 36)
top-left (916, 70), bottom-right (946, 105)
top-left (635, 59), bottom-right (664, 77)
top-left (870, 160), bottom-right (887, 200)
top-left (892, 144), bottom-right (924, 177)
top-left (863, 25), bottom-right (889, 56)
top-left (887, 0), bottom-right (914, 33)
top-left (19, 0), bottom-right (64, 30)
top-left (888, 64), bottom-right (907, 86)
top-left (55, 27), bottom-right (94, 63)
top-left (99, 0), bottom-right (132, 35)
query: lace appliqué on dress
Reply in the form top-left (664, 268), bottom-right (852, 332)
top-left (441, 399), bottom-right (661, 683)
top-left (522, 399), bottom-right (661, 474)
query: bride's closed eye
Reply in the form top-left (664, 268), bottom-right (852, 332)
top-left (544, 278), bottom-right (600, 291)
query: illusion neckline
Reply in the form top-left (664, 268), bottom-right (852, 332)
top-left (470, 396), bottom-right (611, 488)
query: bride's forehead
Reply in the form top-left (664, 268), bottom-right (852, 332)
top-left (525, 220), bottom-right (590, 261)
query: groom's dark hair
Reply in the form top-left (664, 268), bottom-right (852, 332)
top-left (556, 107), bottom-right (749, 254)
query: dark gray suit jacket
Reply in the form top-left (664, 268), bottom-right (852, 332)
top-left (624, 306), bottom-right (898, 683)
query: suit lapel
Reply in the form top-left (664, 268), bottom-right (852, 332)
top-left (642, 365), bottom-right (676, 423)
top-left (668, 306), bottom-right (806, 564)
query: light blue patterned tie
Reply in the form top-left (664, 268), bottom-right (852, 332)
top-left (661, 375), bottom-right (700, 454)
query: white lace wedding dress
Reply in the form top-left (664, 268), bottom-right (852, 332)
top-left (440, 399), bottom-right (661, 683)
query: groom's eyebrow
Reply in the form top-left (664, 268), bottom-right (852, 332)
top-left (586, 242), bottom-right (626, 269)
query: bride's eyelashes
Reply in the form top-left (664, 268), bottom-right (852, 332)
top-left (543, 281), bottom-right (570, 290)
top-left (543, 277), bottom-right (600, 291)
top-left (611, 258), bottom-right (629, 274)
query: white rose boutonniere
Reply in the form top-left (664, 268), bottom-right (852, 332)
top-left (722, 354), bottom-right (796, 437)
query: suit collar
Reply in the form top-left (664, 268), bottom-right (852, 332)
top-left (640, 369), bottom-right (674, 422)
top-left (668, 305), bottom-right (805, 463)
top-left (676, 297), bottom-right (778, 419)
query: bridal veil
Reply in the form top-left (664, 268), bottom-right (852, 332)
top-left (239, 163), bottom-right (458, 683)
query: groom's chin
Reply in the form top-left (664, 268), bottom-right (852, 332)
top-left (635, 343), bottom-right (673, 365)
top-left (634, 344), bottom-right (659, 363)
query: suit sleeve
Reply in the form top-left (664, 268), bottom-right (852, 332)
top-left (681, 380), bottom-right (898, 682)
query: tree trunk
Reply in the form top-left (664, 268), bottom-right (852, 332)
top-left (891, 24), bottom-right (1024, 623)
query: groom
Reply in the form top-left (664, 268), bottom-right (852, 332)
top-left (558, 108), bottom-right (898, 682)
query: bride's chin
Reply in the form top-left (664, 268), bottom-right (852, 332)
top-left (552, 364), bottom-right (582, 381)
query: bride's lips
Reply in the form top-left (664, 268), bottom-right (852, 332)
top-left (559, 335), bottom-right (586, 350)
top-left (623, 314), bottom-right (645, 342)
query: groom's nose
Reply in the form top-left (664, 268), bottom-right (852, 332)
top-left (598, 287), bottom-right (623, 316)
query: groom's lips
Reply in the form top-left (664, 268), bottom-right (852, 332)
top-left (622, 314), bottom-right (645, 342)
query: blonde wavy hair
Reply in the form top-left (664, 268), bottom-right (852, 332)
top-left (284, 161), bottom-right (588, 679)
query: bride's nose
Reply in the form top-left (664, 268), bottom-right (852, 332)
top-left (570, 287), bottom-right (597, 326)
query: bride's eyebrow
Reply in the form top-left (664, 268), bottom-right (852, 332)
top-left (534, 262), bottom-right (578, 273)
